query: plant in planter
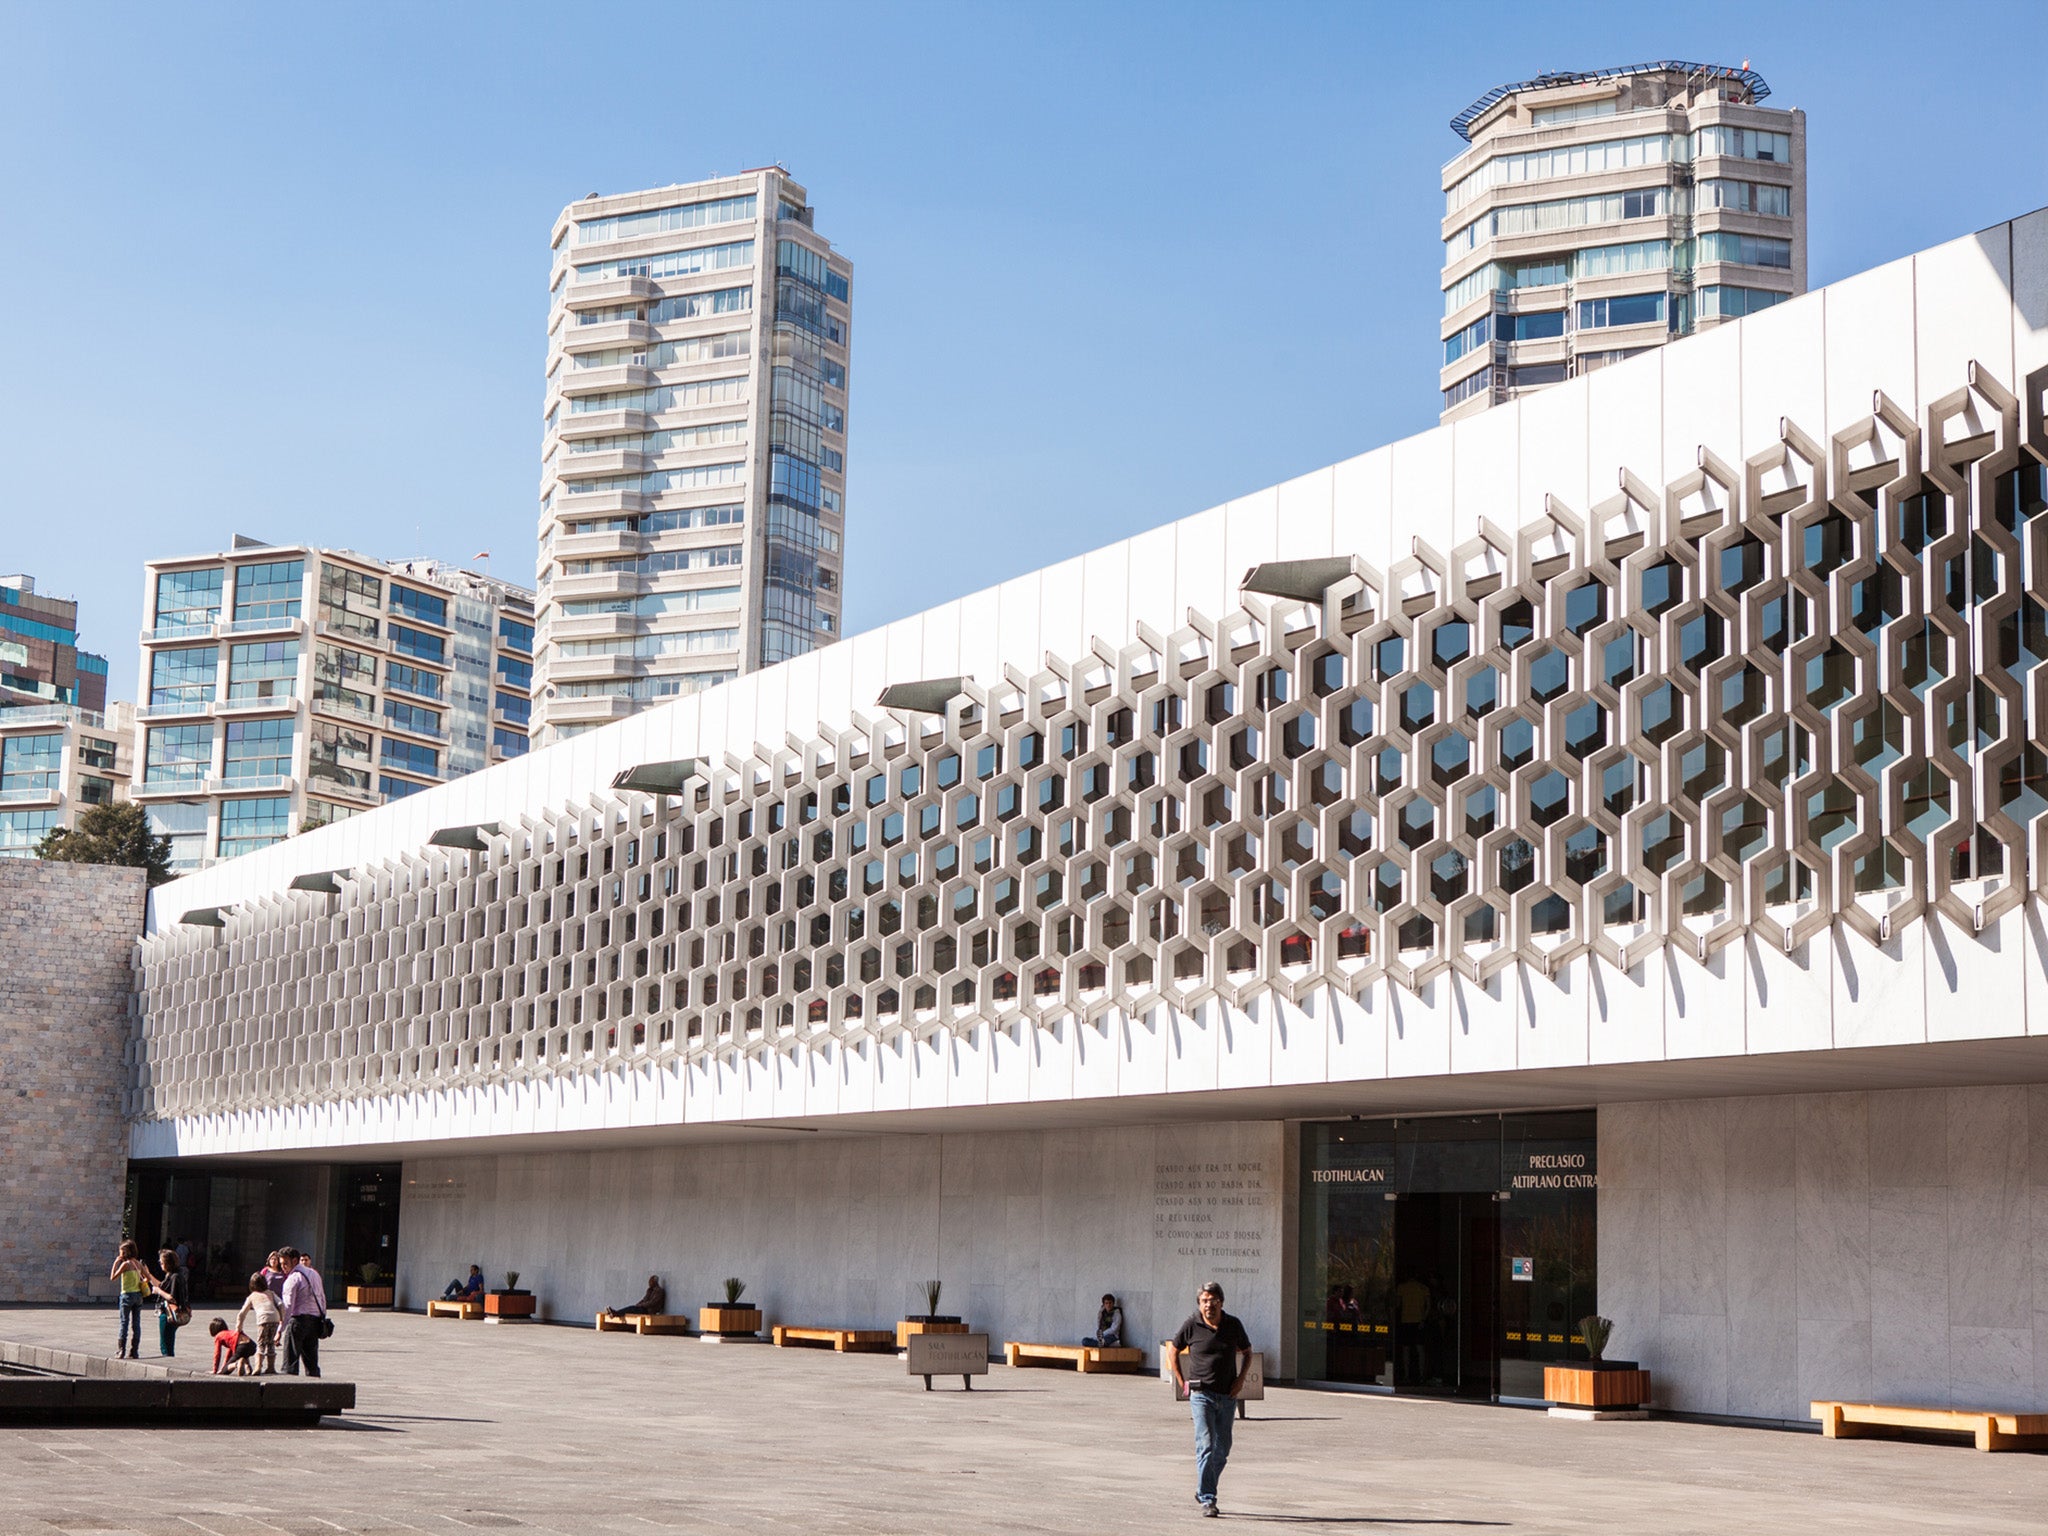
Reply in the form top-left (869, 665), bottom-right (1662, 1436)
top-left (1544, 1314), bottom-right (1649, 1416)
top-left (484, 1269), bottom-right (536, 1319)
top-left (896, 1277), bottom-right (967, 1348)
top-left (504, 1270), bottom-right (523, 1293)
top-left (347, 1261), bottom-right (394, 1308)
top-left (700, 1276), bottom-right (762, 1339)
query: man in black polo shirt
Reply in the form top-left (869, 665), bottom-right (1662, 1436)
top-left (1169, 1282), bottom-right (1252, 1517)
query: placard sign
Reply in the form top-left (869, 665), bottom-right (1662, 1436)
top-left (1511, 1257), bottom-right (1533, 1282)
top-left (907, 1331), bottom-right (989, 1390)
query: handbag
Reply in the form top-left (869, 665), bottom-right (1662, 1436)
top-left (318, 1315), bottom-right (335, 1339)
top-left (172, 1305), bottom-right (192, 1327)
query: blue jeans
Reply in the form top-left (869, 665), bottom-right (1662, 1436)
top-left (117, 1293), bottom-right (147, 1356)
top-left (1190, 1389), bottom-right (1236, 1506)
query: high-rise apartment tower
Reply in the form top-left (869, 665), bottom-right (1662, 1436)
top-left (133, 540), bottom-right (534, 873)
top-left (534, 169), bottom-right (853, 744)
top-left (1439, 61), bottom-right (1805, 422)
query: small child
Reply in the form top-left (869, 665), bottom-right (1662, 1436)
top-left (207, 1318), bottom-right (255, 1375)
top-left (236, 1273), bottom-right (283, 1375)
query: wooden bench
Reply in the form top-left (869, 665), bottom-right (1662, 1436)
top-left (1811, 1400), bottom-right (2048, 1452)
top-left (426, 1299), bottom-right (483, 1320)
top-left (594, 1312), bottom-right (693, 1336)
top-left (771, 1325), bottom-right (895, 1353)
top-left (1004, 1341), bottom-right (1147, 1374)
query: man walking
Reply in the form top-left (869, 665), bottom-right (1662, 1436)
top-left (1169, 1282), bottom-right (1253, 1518)
top-left (278, 1248), bottom-right (328, 1378)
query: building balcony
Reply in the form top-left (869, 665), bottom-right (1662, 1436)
top-left (0, 784), bottom-right (59, 806)
top-left (544, 613), bottom-right (638, 643)
top-left (216, 691), bottom-right (300, 715)
top-left (562, 319), bottom-right (655, 353)
top-left (553, 530), bottom-right (643, 561)
top-left (221, 613), bottom-right (305, 638)
top-left (0, 703), bottom-right (106, 729)
top-left (556, 409), bottom-right (653, 442)
top-left (560, 364), bottom-right (656, 398)
top-left (550, 572), bottom-right (644, 603)
top-left (135, 699), bottom-right (215, 722)
top-left (381, 715), bottom-right (450, 745)
top-left (205, 774), bottom-right (295, 795)
top-left (563, 276), bottom-right (657, 311)
top-left (130, 778), bottom-right (208, 800)
top-left (306, 774), bottom-right (380, 806)
top-left (543, 653), bottom-right (635, 684)
top-left (555, 489), bottom-right (651, 517)
top-left (309, 696), bottom-right (380, 727)
top-left (142, 622), bottom-right (217, 645)
top-left (558, 449), bottom-right (648, 479)
top-left (491, 707), bottom-right (533, 729)
top-left (543, 694), bottom-right (636, 726)
top-left (315, 620), bottom-right (383, 650)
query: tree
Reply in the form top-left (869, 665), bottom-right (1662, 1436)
top-left (35, 800), bottom-right (174, 886)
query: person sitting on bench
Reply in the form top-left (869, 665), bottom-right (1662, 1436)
top-left (441, 1265), bottom-right (486, 1302)
top-left (208, 1317), bottom-right (256, 1375)
top-left (604, 1274), bottom-right (666, 1319)
top-left (1084, 1292), bottom-right (1125, 1347)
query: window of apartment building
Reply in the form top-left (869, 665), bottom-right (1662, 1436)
top-left (498, 616), bottom-right (534, 653)
top-left (309, 721), bottom-right (373, 790)
top-left (494, 690), bottom-right (531, 725)
top-left (1443, 315), bottom-right (1492, 366)
top-left (384, 698), bottom-right (442, 737)
top-left (144, 724), bottom-right (212, 785)
top-left (313, 643), bottom-right (377, 713)
top-left (385, 660), bottom-right (443, 700)
top-left (301, 798), bottom-right (361, 828)
top-left (1443, 367), bottom-right (1495, 410)
top-left (378, 773), bottom-right (428, 801)
top-left (76, 775), bottom-right (114, 807)
top-left (381, 737), bottom-right (439, 778)
top-left (145, 801), bottom-right (207, 870)
top-left (389, 584), bottom-right (449, 628)
top-left (154, 568), bottom-right (223, 633)
top-left (317, 565), bottom-right (382, 640)
top-left (223, 717), bottom-right (294, 782)
top-left (1698, 285), bottom-right (1789, 321)
top-left (1510, 311), bottom-right (1565, 341)
top-left (1577, 293), bottom-right (1668, 329)
top-left (217, 795), bottom-right (291, 858)
top-left (1509, 363), bottom-right (1568, 388)
top-left (1696, 231), bottom-right (1792, 269)
top-left (0, 808), bottom-right (57, 854)
top-left (497, 655), bottom-right (534, 689)
top-left (1698, 178), bottom-right (1791, 217)
top-left (0, 732), bottom-right (63, 793)
top-left (227, 640), bottom-right (300, 700)
top-left (78, 735), bottom-right (118, 770)
top-left (1529, 98), bottom-right (1618, 129)
top-left (493, 726), bottom-right (529, 758)
top-left (1693, 126), bottom-right (1791, 163)
top-left (149, 645), bottom-right (217, 707)
top-left (232, 560), bottom-right (304, 625)
top-left (389, 623), bottom-right (445, 664)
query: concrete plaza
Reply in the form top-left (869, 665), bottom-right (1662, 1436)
top-left (1, 1305), bottom-right (2044, 1534)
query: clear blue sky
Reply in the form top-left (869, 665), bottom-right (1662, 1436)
top-left (5, 1), bottom-right (2043, 704)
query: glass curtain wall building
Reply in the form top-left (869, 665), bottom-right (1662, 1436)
top-left (132, 541), bottom-right (534, 874)
top-left (1439, 61), bottom-right (1805, 421)
top-left (533, 168), bottom-right (853, 745)
top-left (0, 572), bottom-right (128, 855)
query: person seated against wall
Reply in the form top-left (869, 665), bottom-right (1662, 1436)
top-left (1083, 1292), bottom-right (1125, 1347)
top-left (441, 1265), bottom-right (487, 1302)
top-left (604, 1275), bottom-right (667, 1319)
top-left (208, 1318), bottom-right (256, 1376)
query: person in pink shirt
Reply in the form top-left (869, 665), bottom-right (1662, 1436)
top-left (277, 1248), bottom-right (330, 1378)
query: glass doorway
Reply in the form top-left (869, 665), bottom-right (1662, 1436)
top-left (1297, 1110), bottom-right (1596, 1402)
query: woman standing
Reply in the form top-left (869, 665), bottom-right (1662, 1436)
top-left (108, 1241), bottom-right (153, 1359)
top-left (153, 1247), bottom-right (190, 1357)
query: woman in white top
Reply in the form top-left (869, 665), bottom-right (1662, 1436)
top-left (235, 1275), bottom-right (284, 1375)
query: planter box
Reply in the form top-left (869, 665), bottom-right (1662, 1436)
top-left (485, 1292), bottom-right (536, 1319)
top-left (897, 1318), bottom-right (970, 1350)
top-left (699, 1305), bottom-right (762, 1338)
top-left (1545, 1363), bottom-right (1650, 1410)
top-left (346, 1286), bottom-right (393, 1308)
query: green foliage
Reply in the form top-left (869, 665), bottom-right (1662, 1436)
top-left (722, 1276), bottom-right (747, 1305)
top-left (360, 1262), bottom-right (382, 1286)
top-left (35, 801), bottom-right (174, 886)
top-left (923, 1278), bottom-right (943, 1315)
top-left (1579, 1314), bottom-right (1614, 1361)
top-left (505, 1270), bottom-right (520, 1290)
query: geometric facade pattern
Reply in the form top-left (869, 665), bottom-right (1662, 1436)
top-left (130, 362), bottom-right (2048, 1123)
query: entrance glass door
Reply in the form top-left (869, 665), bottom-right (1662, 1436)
top-left (1297, 1110), bottom-right (1595, 1402)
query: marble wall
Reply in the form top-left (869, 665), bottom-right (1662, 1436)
top-left (1600, 1087), bottom-right (2048, 1419)
top-left (395, 1120), bottom-right (1285, 1358)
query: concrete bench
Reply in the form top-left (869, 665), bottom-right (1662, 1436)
top-left (1812, 1400), bottom-right (2048, 1452)
top-left (772, 1325), bottom-right (895, 1353)
top-left (594, 1312), bottom-right (692, 1336)
top-left (1004, 1341), bottom-right (1147, 1374)
top-left (426, 1299), bottom-right (483, 1320)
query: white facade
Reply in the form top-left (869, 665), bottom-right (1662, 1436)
top-left (534, 170), bottom-right (852, 745)
top-left (1441, 62), bottom-right (1806, 421)
top-left (126, 211), bottom-right (2048, 1410)
top-left (0, 702), bottom-right (130, 856)
top-left (133, 543), bottom-right (534, 874)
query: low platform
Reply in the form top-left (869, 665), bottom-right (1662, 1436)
top-left (1004, 1341), bottom-right (1146, 1374)
top-left (773, 1325), bottom-right (895, 1352)
top-left (1811, 1399), bottom-right (2048, 1452)
top-left (426, 1299), bottom-right (483, 1320)
top-left (595, 1312), bottom-right (693, 1336)
top-left (0, 1341), bottom-right (353, 1425)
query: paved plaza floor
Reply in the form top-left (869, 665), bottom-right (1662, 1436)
top-left (1, 1305), bottom-right (2044, 1534)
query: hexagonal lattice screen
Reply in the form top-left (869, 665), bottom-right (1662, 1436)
top-left (131, 365), bottom-right (2048, 1121)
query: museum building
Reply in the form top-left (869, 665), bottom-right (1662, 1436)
top-left (119, 211), bottom-right (2048, 1421)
